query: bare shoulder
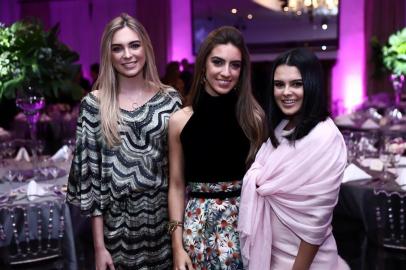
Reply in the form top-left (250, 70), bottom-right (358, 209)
top-left (169, 106), bottom-right (193, 134)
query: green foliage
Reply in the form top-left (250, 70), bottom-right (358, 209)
top-left (0, 19), bottom-right (83, 101)
top-left (382, 27), bottom-right (406, 75)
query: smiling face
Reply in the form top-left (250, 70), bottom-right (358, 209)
top-left (110, 26), bottom-right (146, 78)
top-left (273, 64), bottom-right (304, 125)
top-left (204, 43), bottom-right (242, 96)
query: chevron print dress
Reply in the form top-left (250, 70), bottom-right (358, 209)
top-left (66, 89), bottom-right (182, 269)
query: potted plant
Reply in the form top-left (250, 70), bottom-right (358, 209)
top-left (382, 27), bottom-right (406, 105)
top-left (0, 19), bottom-right (83, 102)
top-left (382, 27), bottom-right (406, 76)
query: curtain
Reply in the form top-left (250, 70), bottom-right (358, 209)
top-left (136, 0), bottom-right (171, 77)
top-left (365, 0), bottom-right (406, 95)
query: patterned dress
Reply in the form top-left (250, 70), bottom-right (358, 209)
top-left (66, 89), bottom-right (182, 269)
top-left (180, 90), bottom-right (250, 269)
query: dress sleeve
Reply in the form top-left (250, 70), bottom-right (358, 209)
top-left (166, 87), bottom-right (183, 109)
top-left (66, 96), bottom-right (109, 217)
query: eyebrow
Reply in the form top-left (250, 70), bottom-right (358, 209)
top-left (111, 40), bottom-right (141, 46)
top-left (274, 79), bottom-right (302, 82)
top-left (210, 56), bottom-right (242, 63)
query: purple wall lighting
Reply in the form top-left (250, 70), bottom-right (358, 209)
top-left (170, 0), bottom-right (195, 63)
top-left (332, 0), bottom-right (366, 115)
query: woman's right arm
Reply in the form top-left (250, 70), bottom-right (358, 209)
top-left (92, 216), bottom-right (115, 270)
top-left (168, 111), bottom-right (194, 270)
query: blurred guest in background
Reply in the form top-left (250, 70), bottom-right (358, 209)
top-left (238, 48), bottom-right (348, 270)
top-left (90, 62), bottom-right (100, 89)
top-left (168, 26), bottom-right (267, 270)
top-left (75, 66), bottom-right (91, 93)
top-left (162, 61), bottom-right (185, 99)
top-left (66, 13), bottom-right (181, 270)
top-left (180, 58), bottom-right (193, 98)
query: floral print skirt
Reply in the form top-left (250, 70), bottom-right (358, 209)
top-left (183, 181), bottom-right (244, 270)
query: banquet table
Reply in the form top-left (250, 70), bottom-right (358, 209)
top-left (333, 160), bottom-right (406, 269)
top-left (0, 157), bottom-right (77, 269)
top-left (12, 111), bottom-right (77, 154)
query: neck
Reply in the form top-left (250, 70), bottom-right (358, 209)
top-left (118, 73), bottom-right (148, 94)
top-left (284, 116), bottom-right (298, 130)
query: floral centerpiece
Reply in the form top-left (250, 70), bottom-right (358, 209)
top-left (0, 19), bottom-right (83, 102)
top-left (382, 27), bottom-right (406, 76)
top-left (388, 137), bottom-right (406, 155)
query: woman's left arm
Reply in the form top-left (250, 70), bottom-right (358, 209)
top-left (292, 240), bottom-right (320, 270)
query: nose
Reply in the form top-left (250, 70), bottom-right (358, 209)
top-left (220, 65), bottom-right (231, 77)
top-left (281, 86), bottom-right (292, 96)
top-left (123, 47), bottom-right (131, 58)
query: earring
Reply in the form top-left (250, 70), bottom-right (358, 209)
top-left (201, 75), bottom-right (206, 84)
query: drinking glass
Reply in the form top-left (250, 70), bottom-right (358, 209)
top-left (15, 85), bottom-right (46, 168)
top-left (379, 142), bottom-right (391, 181)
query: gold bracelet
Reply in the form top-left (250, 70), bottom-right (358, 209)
top-left (168, 220), bottom-right (183, 235)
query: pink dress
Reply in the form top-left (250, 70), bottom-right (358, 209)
top-left (238, 118), bottom-right (349, 270)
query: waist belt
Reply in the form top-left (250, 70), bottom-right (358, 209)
top-left (188, 189), bottom-right (241, 199)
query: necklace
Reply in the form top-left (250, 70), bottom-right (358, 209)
top-left (119, 87), bottom-right (156, 110)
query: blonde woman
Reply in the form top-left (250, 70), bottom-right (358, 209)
top-left (168, 26), bottom-right (267, 270)
top-left (67, 14), bottom-right (182, 270)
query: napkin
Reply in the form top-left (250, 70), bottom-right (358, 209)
top-left (40, 113), bottom-right (51, 122)
top-left (14, 147), bottom-right (31, 162)
top-left (342, 163), bottom-right (373, 183)
top-left (334, 114), bottom-right (355, 127)
top-left (27, 180), bottom-right (51, 201)
top-left (360, 118), bottom-right (380, 129)
top-left (0, 127), bottom-right (10, 137)
top-left (395, 168), bottom-right (406, 188)
top-left (399, 156), bottom-right (406, 166)
top-left (14, 112), bottom-right (26, 121)
top-left (50, 145), bottom-right (70, 161)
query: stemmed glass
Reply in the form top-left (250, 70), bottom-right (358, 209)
top-left (63, 138), bottom-right (76, 156)
top-left (35, 140), bottom-right (45, 162)
top-left (15, 86), bottom-right (45, 180)
top-left (387, 136), bottom-right (406, 177)
top-left (2, 141), bottom-right (16, 164)
top-left (15, 85), bottom-right (45, 152)
top-left (379, 140), bottom-right (392, 181)
top-left (342, 130), bottom-right (360, 165)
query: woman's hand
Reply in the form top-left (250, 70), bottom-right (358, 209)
top-left (95, 246), bottom-right (116, 270)
top-left (173, 248), bottom-right (194, 270)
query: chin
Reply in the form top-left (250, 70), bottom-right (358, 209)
top-left (279, 108), bottom-right (298, 116)
top-left (214, 86), bottom-right (235, 95)
top-left (119, 70), bottom-right (142, 78)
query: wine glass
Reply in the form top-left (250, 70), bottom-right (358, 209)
top-left (15, 85), bottom-right (45, 145)
top-left (342, 130), bottom-right (360, 165)
top-left (63, 138), bottom-right (76, 155)
top-left (35, 140), bottom-right (45, 162)
top-left (387, 136), bottom-right (405, 177)
top-left (379, 141), bottom-right (391, 181)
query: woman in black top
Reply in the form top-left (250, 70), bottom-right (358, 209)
top-left (168, 26), bottom-right (267, 270)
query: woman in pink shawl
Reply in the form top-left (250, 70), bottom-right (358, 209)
top-left (238, 48), bottom-right (349, 270)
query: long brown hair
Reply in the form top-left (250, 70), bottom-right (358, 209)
top-left (94, 13), bottom-right (167, 147)
top-left (187, 26), bottom-right (267, 165)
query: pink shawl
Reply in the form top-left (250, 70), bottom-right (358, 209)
top-left (238, 118), bottom-right (347, 269)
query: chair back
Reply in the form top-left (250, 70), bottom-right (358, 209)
top-left (373, 190), bottom-right (406, 250)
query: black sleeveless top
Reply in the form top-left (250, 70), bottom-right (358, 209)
top-left (180, 90), bottom-right (250, 183)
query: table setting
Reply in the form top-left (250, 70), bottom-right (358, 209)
top-left (0, 140), bottom-right (77, 269)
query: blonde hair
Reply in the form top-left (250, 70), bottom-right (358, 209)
top-left (93, 13), bottom-right (167, 147)
top-left (187, 26), bottom-right (267, 165)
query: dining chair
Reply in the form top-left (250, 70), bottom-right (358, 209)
top-left (373, 190), bottom-right (406, 250)
top-left (0, 202), bottom-right (65, 269)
